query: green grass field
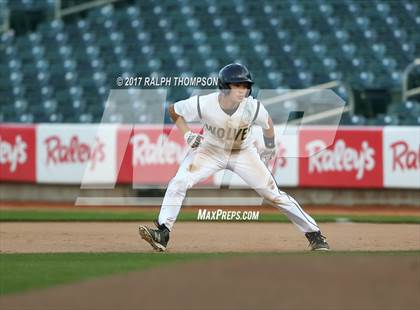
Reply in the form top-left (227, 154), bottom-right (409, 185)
top-left (0, 252), bottom-right (224, 295)
top-left (1, 209), bottom-right (419, 224)
top-left (1, 209), bottom-right (419, 297)
top-left (1, 251), bottom-right (419, 296)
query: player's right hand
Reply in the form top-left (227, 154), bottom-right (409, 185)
top-left (184, 131), bottom-right (203, 149)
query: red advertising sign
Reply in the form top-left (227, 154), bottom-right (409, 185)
top-left (36, 124), bottom-right (117, 184)
top-left (117, 125), bottom-right (210, 185)
top-left (383, 127), bottom-right (420, 188)
top-left (0, 124), bottom-right (36, 182)
top-left (299, 127), bottom-right (383, 188)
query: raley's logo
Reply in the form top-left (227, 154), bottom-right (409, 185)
top-left (44, 135), bottom-right (105, 170)
top-left (267, 141), bottom-right (287, 171)
top-left (274, 141), bottom-right (287, 168)
top-left (390, 141), bottom-right (420, 171)
top-left (306, 139), bottom-right (375, 180)
top-left (131, 133), bottom-right (187, 166)
top-left (0, 135), bottom-right (27, 172)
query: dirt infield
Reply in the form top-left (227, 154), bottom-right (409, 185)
top-left (1, 222), bottom-right (419, 309)
top-left (1, 222), bottom-right (419, 253)
top-left (1, 255), bottom-right (419, 310)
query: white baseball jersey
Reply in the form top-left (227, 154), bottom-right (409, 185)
top-left (158, 91), bottom-right (321, 236)
top-left (174, 92), bottom-right (270, 150)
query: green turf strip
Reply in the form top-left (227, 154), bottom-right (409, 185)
top-left (0, 209), bottom-right (419, 224)
top-left (1, 251), bottom-right (419, 295)
top-left (0, 252), bottom-right (226, 295)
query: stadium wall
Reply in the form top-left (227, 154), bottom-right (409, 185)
top-left (1, 124), bottom-right (419, 206)
top-left (0, 184), bottom-right (419, 206)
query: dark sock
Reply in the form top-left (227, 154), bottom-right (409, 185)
top-left (157, 222), bottom-right (169, 232)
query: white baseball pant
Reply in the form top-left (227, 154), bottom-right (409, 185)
top-left (158, 144), bottom-right (320, 233)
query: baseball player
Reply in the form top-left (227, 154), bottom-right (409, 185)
top-left (139, 63), bottom-right (330, 251)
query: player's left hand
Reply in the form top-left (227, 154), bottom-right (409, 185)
top-left (184, 131), bottom-right (203, 149)
top-left (260, 147), bottom-right (276, 164)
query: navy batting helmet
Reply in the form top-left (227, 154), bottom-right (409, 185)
top-left (218, 63), bottom-right (254, 96)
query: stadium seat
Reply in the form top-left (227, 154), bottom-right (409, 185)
top-left (1, 0), bottom-right (418, 123)
top-left (370, 114), bottom-right (399, 126)
top-left (339, 111), bottom-right (367, 126)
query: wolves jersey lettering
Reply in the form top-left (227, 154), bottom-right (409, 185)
top-left (174, 92), bottom-right (270, 149)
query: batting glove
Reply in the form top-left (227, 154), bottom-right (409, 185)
top-left (184, 131), bottom-right (203, 149)
top-left (260, 135), bottom-right (276, 164)
top-left (260, 148), bottom-right (276, 164)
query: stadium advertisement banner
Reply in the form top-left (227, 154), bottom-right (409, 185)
top-left (2, 124), bottom-right (419, 189)
top-left (268, 127), bottom-right (299, 187)
top-left (299, 127), bottom-right (383, 188)
top-left (117, 125), bottom-right (210, 185)
top-left (383, 127), bottom-right (420, 188)
top-left (36, 124), bottom-right (117, 184)
top-left (0, 124), bottom-right (36, 182)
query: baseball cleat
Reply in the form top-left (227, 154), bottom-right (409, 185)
top-left (138, 223), bottom-right (170, 252)
top-left (305, 231), bottom-right (330, 251)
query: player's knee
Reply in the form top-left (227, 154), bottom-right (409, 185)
top-left (265, 193), bottom-right (292, 210)
top-left (267, 195), bottom-right (283, 206)
top-left (167, 178), bottom-right (191, 195)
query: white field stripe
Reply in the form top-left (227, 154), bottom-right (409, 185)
top-left (261, 80), bottom-right (347, 125)
top-left (75, 197), bottom-right (264, 206)
top-left (263, 81), bottom-right (340, 106)
top-left (282, 105), bottom-right (350, 126)
top-left (59, 0), bottom-right (122, 17)
top-left (406, 86), bottom-right (420, 98)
